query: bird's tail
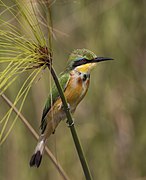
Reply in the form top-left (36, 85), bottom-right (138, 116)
top-left (29, 136), bottom-right (46, 168)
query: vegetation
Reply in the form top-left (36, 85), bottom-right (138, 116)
top-left (0, 0), bottom-right (146, 180)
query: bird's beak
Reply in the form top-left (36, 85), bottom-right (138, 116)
top-left (89, 57), bottom-right (114, 64)
top-left (74, 57), bottom-right (113, 73)
top-left (84, 57), bottom-right (113, 71)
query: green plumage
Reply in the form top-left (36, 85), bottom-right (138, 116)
top-left (40, 49), bottom-right (96, 133)
top-left (30, 48), bottom-right (113, 168)
top-left (66, 49), bottom-right (97, 71)
top-left (40, 72), bottom-right (70, 133)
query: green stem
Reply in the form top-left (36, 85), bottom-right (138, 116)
top-left (48, 66), bottom-right (93, 180)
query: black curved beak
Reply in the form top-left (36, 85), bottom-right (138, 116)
top-left (89, 57), bottom-right (114, 63)
top-left (73, 57), bottom-right (113, 68)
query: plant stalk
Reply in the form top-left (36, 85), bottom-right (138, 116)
top-left (48, 65), bottom-right (93, 180)
top-left (0, 93), bottom-right (70, 180)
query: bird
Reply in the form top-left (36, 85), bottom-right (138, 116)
top-left (29, 48), bottom-right (113, 167)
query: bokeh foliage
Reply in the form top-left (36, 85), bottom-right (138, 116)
top-left (0, 0), bottom-right (146, 180)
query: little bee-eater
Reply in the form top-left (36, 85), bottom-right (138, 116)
top-left (30, 49), bottom-right (113, 167)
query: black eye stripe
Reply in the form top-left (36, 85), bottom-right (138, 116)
top-left (73, 58), bottom-right (88, 68)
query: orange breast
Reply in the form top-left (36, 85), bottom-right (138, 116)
top-left (64, 74), bottom-right (90, 109)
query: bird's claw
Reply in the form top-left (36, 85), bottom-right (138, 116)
top-left (66, 103), bottom-right (70, 111)
top-left (61, 103), bottom-right (70, 111)
top-left (66, 119), bottom-right (74, 127)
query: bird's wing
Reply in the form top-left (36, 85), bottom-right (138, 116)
top-left (40, 72), bottom-right (70, 133)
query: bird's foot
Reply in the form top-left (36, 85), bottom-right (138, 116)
top-left (66, 103), bottom-right (70, 111)
top-left (59, 103), bottom-right (70, 111)
top-left (66, 119), bottom-right (74, 127)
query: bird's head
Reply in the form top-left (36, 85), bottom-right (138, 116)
top-left (65, 49), bottom-right (113, 73)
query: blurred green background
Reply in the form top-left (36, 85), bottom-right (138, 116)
top-left (0, 0), bottom-right (146, 180)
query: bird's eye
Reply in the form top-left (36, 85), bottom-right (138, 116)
top-left (73, 58), bottom-right (88, 68)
